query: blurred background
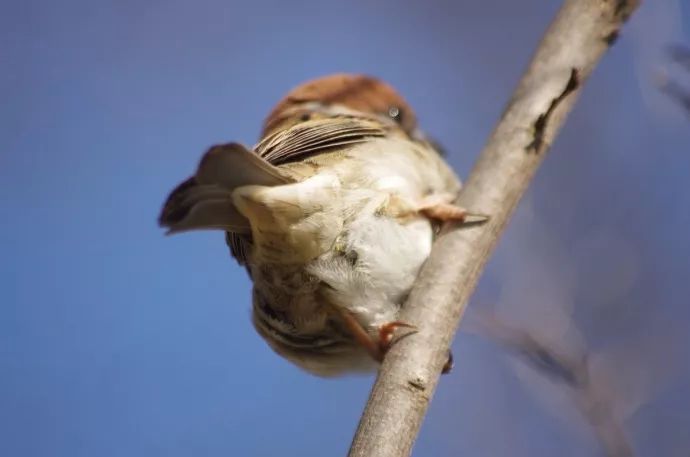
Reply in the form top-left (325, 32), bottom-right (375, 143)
top-left (2, 0), bottom-right (689, 456)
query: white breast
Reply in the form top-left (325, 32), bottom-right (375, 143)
top-left (305, 137), bottom-right (456, 331)
top-left (307, 213), bottom-right (433, 328)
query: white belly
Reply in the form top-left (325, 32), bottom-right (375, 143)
top-left (306, 209), bottom-right (434, 329)
top-left (242, 135), bottom-right (458, 331)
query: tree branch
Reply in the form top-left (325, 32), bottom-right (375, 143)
top-left (474, 311), bottom-right (635, 457)
top-left (347, 1), bottom-right (640, 456)
top-left (658, 44), bottom-right (690, 116)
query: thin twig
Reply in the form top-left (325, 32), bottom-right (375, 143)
top-left (658, 44), bottom-right (690, 116)
top-left (475, 312), bottom-right (634, 457)
top-left (348, 1), bottom-right (640, 456)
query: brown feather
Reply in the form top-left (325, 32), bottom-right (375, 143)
top-left (262, 74), bottom-right (418, 137)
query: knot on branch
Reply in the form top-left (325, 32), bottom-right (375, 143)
top-left (527, 68), bottom-right (580, 153)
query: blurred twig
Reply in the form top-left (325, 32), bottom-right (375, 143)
top-left (348, 1), bottom-right (640, 456)
top-left (474, 312), bottom-right (635, 457)
top-left (667, 44), bottom-right (690, 72)
top-left (657, 44), bottom-right (690, 116)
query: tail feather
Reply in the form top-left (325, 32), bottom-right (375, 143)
top-left (196, 142), bottom-right (289, 187)
top-left (158, 142), bottom-right (292, 234)
top-left (163, 199), bottom-right (248, 235)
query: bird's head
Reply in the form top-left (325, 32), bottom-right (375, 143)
top-left (261, 74), bottom-right (419, 138)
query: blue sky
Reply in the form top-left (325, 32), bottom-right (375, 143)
top-left (2, 1), bottom-right (689, 456)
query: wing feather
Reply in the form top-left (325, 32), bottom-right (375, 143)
top-left (254, 117), bottom-right (386, 165)
top-left (227, 116), bottom-right (387, 265)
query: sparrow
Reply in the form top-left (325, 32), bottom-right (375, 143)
top-left (158, 74), bottom-right (483, 377)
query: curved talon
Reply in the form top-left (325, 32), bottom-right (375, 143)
top-left (334, 309), bottom-right (450, 371)
top-left (377, 321), bottom-right (418, 357)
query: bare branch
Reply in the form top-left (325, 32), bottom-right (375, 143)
top-left (658, 44), bottom-right (690, 116)
top-left (475, 312), bottom-right (634, 457)
top-left (348, 1), bottom-right (641, 456)
top-left (667, 44), bottom-right (690, 72)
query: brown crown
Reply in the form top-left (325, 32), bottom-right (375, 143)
top-left (262, 74), bottom-right (417, 136)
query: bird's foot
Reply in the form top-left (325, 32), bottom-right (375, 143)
top-left (417, 195), bottom-right (488, 224)
top-left (376, 321), bottom-right (418, 360)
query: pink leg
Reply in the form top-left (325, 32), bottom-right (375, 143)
top-left (417, 195), bottom-right (488, 224)
top-left (338, 312), bottom-right (417, 362)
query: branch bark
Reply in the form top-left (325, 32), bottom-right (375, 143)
top-left (348, 1), bottom-right (641, 456)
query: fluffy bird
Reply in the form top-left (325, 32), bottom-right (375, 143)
top-left (159, 74), bottom-right (482, 376)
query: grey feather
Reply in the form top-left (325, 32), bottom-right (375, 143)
top-left (158, 142), bottom-right (290, 234)
top-left (197, 142), bottom-right (290, 187)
